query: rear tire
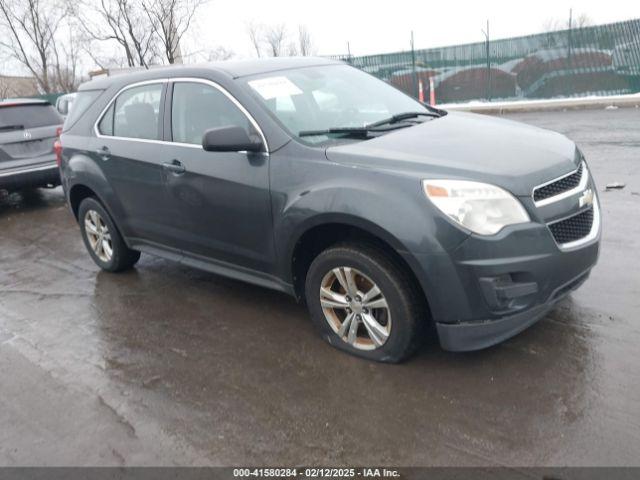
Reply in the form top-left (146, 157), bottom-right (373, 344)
top-left (78, 197), bottom-right (140, 272)
top-left (305, 242), bottom-right (426, 363)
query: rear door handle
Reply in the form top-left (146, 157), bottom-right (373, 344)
top-left (162, 159), bottom-right (186, 175)
top-left (95, 146), bottom-right (110, 161)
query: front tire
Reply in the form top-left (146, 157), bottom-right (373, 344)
top-left (78, 197), bottom-right (140, 272)
top-left (305, 243), bottom-right (426, 363)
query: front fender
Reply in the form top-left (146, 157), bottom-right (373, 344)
top-left (283, 211), bottom-right (410, 264)
top-left (270, 144), bottom-right (469, 283)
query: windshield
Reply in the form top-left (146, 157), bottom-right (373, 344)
top-left (245, 64), bottom-right (430, 144)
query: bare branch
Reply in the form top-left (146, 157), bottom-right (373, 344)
top-left (286, 41), bottom-right (297, 57)
top-left (141, 0), bottom-right (206, 64)
top-left (207, 46), bottom-right (234, 61)
top-left (542, 12), bottom-right (593, 32)
top-left (263, 23), bottom-right (287, 57)
top-left (574, 13), bottom-right (593, 29)
top-left (298, 24), bottom-right (314, 56)
top-left (76, 0), bottom-right (160, 68)
top-left (246, 21), bottom-right (262, 58)
top-left (0, 0), bottom-right (73, 93)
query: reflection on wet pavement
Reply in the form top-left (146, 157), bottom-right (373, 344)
top-left (1, 108), bottom-right (639, 466)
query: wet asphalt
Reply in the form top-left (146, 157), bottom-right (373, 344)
top-left (0, 108), bottom-right (639, 467)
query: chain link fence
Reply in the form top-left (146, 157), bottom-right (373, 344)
top-left (331, 19), bottom-right (640, 104)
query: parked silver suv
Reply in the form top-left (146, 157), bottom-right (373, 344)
top-left (0, 98), bottom-right (63, 191)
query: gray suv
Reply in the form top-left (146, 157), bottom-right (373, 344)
top-left (59, 58), bottom-right (600, 362)
top-left (0, 99), bottom-right (63, 190)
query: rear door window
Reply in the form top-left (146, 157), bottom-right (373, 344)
top-left (103, 83), bottom-right (163, 140)
top-left (0, 103), bottom-right (62, 130)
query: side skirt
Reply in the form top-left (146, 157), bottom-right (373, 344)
top-left (129, 238), bottom-right (295, 297)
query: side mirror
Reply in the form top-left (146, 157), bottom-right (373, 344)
top-left (202, 125), bottom-right (263, 153)
top-left (56, 98), bottom-right (69, 116)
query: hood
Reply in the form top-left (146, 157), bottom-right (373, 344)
top-left (325, 111), bottom-right (578, 196)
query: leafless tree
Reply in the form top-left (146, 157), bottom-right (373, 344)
top-left (298, 25), bottom-right (314, 56)
top-left (573, 13), bottom-right (593, 29)
top-left (207, 45), bottom-right (234, 61)
top-left (51, 24), bottom-right (82, 92)
top-left (286, 41), bottom-right (298, 57)
top-left (0, 0), bottom-right (70, 93)
top-left (78, 0), bottom-right (159, 68)
top-left (263, 23), bottom-right (287, 57)
top-left (543, 12), bottom-right (593, 32)
top-left (246, 21), bottom-right (263, 58)
top-left (247, 23), bottom-right (313, 59)
top-left (142, 0), bottom-right (206, 64)
top-left (542, 17), bottom-right (563, 32)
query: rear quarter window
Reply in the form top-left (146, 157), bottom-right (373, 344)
top-left (98, 104), bottom-right (114, 136)
top-left (0, 103), bottom-right (62, 130)
top-left (63, 90), bottom-right (103, 131)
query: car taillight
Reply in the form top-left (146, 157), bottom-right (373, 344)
top-left (54, 127), bottom-right (63, 167)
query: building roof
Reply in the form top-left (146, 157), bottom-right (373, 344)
top-left (0, 75), bottom-right (40, 99)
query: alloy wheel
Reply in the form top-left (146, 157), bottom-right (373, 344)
top-left (319, 266), bottom-right (391, 350)
top-left (84, 210), bottom-right (113, 263)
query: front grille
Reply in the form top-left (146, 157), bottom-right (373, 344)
top-left (548, 207), bottom-right (594, 244)
top-left (534, 163), bottom-right (583, 202)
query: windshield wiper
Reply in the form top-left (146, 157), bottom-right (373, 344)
top-left (366, 111), bottom-right (440, 128)
top-left (299, 127), bottom-right (373, 138)
top-left (0, 124), bottom-right (25, 132)
top-left (298, 110), bottom-right (443, 138)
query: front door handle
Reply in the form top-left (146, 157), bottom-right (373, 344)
top-left (95, 146), bottom-right (110, 161)
top-left (162, 159), bottom-right (186, 175)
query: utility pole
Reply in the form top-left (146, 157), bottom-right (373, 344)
top-left (482, 20), bottom-right (491, 101)
top-left (347, 41), bottom-right (352, 63)
top-left (568, 8), bottom-right (573, 61)
top-left (411, 31), bottom-right (418, 99)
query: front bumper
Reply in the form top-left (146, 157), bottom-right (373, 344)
top-left (436, 269), bottom-right (590, 351)
top-left (404, 201), bottom-right (601, 352)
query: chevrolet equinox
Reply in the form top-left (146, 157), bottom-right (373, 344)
top-left (59, 58), bottom-right (601, 362)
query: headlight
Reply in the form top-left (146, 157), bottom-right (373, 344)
top-left (422, 179), bottom-right (530, 235)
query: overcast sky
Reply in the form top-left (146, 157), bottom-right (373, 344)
top-left (2, 0), bottom-right (638, 77)
top-left (184, 0), bottom-right (640, 58)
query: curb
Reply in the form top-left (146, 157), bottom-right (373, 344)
top-left (442, 96), bottom-right (640, 114)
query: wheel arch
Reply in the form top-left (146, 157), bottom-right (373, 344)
top-left (68, 182), bottom-right (120, 224)
top-left (69, 183), bottom-right (101, 219)
top-left (287, 214), bottom-right (432, 319)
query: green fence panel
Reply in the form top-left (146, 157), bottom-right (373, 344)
top-left (32, 93), bottom-right (65, 105)
top-left (331, 19), bottom-right (640, 104)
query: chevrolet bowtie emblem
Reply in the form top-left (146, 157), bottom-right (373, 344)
top-left (579, 188), bottom-right (594, 208)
